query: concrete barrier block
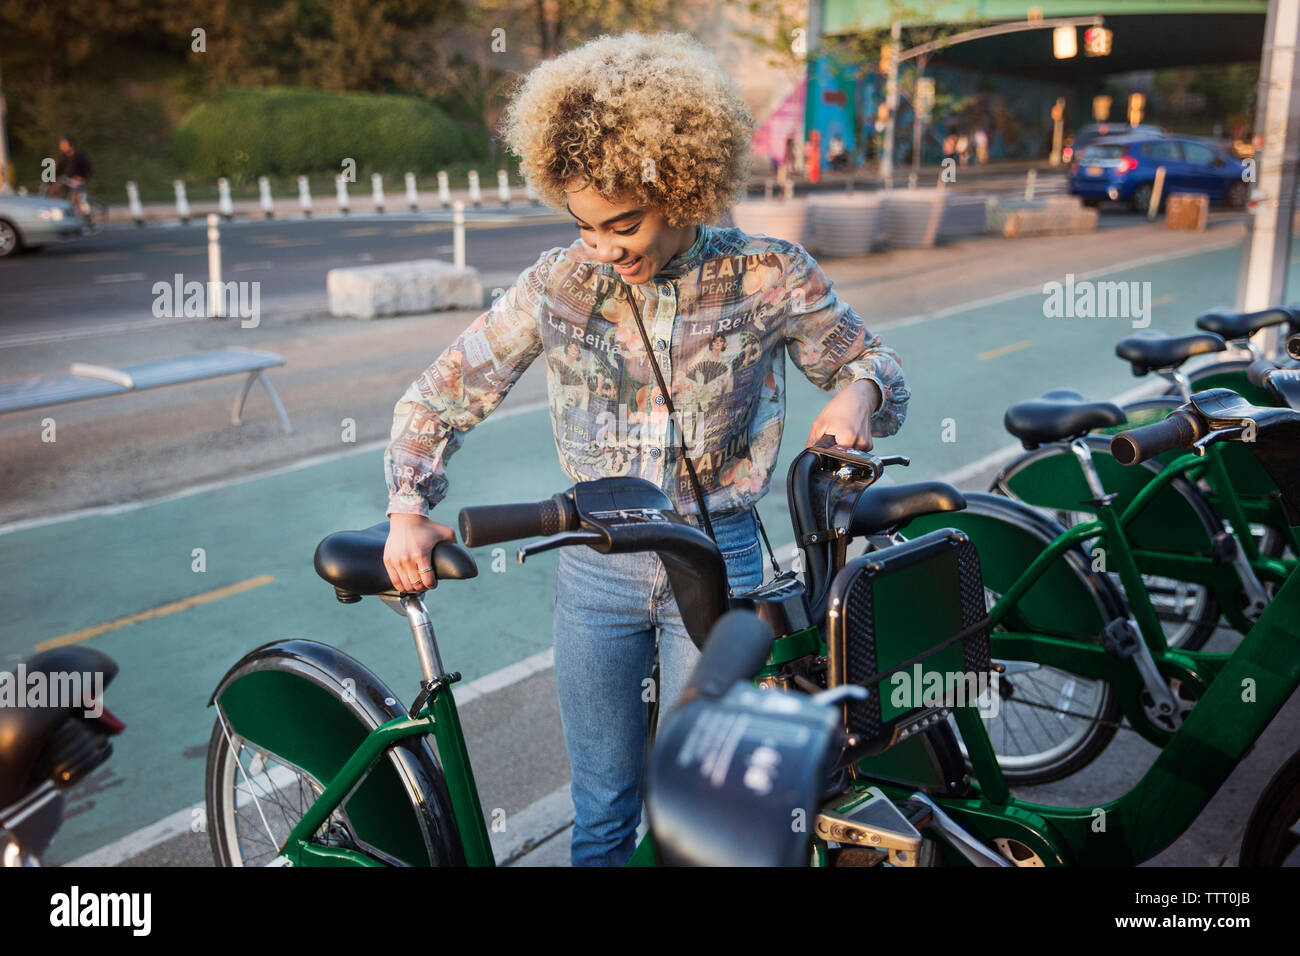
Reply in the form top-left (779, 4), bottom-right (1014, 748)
top-left (1166, 192), bottom-right (1209, 231)
top-left (327, 259), bottom-right (483, 319)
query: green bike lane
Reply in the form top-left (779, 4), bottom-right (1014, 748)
top-left (2, 235), bottom-right (1287, 864)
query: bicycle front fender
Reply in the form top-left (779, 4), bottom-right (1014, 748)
top-left (208, 638), bottom-right (464, 866)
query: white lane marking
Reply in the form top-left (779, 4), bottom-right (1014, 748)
top-left (65, 802), bottom-right (198, 867)
top-left (92, 272), bottom-right (147, 284)
top-left (493, 784), bottom-right (573, 866)
top-left (230, 262), bottom-right (273, 273)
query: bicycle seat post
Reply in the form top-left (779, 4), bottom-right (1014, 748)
top-left (400, 593), bottom-right (447, 685)
top-left (1157, 367), bottom-right (1194, 403)
top-left (1067, 438), bottom-right (1117, 507)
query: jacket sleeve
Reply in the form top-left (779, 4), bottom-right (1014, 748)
top-left (384, 249), bottom-right (556, 517)
top-left (781, 244), bottom-right (909, 438)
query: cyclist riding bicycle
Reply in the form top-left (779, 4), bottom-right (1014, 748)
top-left (381, 31), bottom-right (910, 867)
top-left (46, 135), bottom-right (93, 217)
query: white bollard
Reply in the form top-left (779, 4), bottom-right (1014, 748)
top-left (1149, 165), bottom-right (1167, 221)
top-left (498, 169), bottom-right (510, 206)
top-left (437, 170), bottom-right (451, 207)
top-left (207, 213), bottom-right (224, 318)
top-left (372, 172), bottom-right (385, 214)
top-left (126, 181), bottom-right (144, 227)
top-left (467, 170), bottom-right (482, 207)
top-left (405, 172), bottom-right (418, 212)
top-left (1024, 169), bottom-right (1037, 201)
top-left (298, 175), bottom-right (313, 217)
top-left (452, 200), bottom-right (465, 268)
top-left (217, 177), bottom-right (234, 221)
top-left (335, 174), bottom-right (350, 215)
top-left (258, 176), bottom-right (274, 219)
top-left (526, 181), bottom-right (540, 206)
top-left (174, 180), bottom-right (191, 225)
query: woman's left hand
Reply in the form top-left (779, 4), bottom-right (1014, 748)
top-left (806, 379), bottom-right (881, 450)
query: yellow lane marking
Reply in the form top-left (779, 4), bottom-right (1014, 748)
top-left (341, 228), bottom-right (381, 237)
top-left (977, 340), bottom-right (1031, 361)
top-left (1151, 293), bottom-right (1177, 307)
top-left (36, 575), bottom-right (276, 651)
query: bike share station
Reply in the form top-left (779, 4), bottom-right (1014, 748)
top-left (4, 15), bottom-right (1300, 911)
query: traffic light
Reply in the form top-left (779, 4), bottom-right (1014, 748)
top-left (1128, 92), bottom-right (1145, 126)
top-left (1053, 25), bottom-right (1077, 59)
top-left (1084, 27), bottom-right (1112, 57)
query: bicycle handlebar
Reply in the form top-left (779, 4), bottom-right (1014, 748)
top-left (1110, 409), bottom-right (1207, 466)
top-left (457, 493), bottom-right (577, 547)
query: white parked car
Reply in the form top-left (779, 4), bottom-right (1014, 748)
top-left (0, 194), bottom-right (86, 257)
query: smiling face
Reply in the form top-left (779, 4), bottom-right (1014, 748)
top-left (565, 180), bottom-right (698, 284)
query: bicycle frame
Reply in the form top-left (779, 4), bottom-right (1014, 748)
top-left (272, 684), bottom-right (494, 867)
top-left (844, 543), bottom-right (1300, 865)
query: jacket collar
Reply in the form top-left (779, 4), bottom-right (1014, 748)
top-left (653, 224), bottom-right (710, 279)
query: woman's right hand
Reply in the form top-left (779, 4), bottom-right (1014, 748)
top-left (384, 513), bottom-right (457, 593)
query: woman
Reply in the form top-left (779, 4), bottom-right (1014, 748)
top-left (382, 32), bottom-right (909, 866)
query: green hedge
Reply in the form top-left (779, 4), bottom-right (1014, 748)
top-left (174, 88), bottom-right (481, 182)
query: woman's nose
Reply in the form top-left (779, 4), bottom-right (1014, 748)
top-left (594, 236), bottom-right (627, 263)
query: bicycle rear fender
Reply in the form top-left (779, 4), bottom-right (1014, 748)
top-left (906, 493), bottom-right (1125, 641)
top-left (208, 639), bottom-right (463, 866)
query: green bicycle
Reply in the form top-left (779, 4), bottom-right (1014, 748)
top-left (647, 384), bottom-right (1300, 867)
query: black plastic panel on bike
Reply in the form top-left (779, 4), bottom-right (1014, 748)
top-left (825, 528), bottom-right (991, 763)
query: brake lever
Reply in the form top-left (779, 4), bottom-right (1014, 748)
top-left (1192, 425), bottom-right (1247, 455)
top-left (517, 530), bottom-right (605, 563)
top-left (877, 455), bottom-right (911, 468)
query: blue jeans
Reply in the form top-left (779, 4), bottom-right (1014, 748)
top-left (552, 507), bottom-right (765, 866)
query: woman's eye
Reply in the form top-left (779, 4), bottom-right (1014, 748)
top-left (616, 225), bottom-right (640, 236)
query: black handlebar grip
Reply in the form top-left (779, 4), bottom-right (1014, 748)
top-left (680, 610), bottom-right (776, 704)
top-left (457, 493), bottom-right (577, 548)
top-left (1110, 410), bottom-right (1205, 466)
top-left (1288, 333), bottom-right (1300, 361)
top-left (1247, 358), bottom-right (1279, 389)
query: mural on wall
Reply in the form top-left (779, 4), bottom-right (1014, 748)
top-left (751, 78), bottom-right (806, 172)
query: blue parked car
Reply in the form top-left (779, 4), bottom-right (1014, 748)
top-left (1068, 134), bottom-right (1249, 213)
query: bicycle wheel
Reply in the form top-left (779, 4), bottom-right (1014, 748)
top-left (1239, 747), bottom-right (1300, 866)
top-left (206, 639), bottom-right (464, 866)
top-left (83, 197), bottom-right (108, 234)
top-left (907, 494), bottom-right (1126, 784)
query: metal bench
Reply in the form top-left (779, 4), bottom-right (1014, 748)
top-left (0, 347), bottom-right (293, 434)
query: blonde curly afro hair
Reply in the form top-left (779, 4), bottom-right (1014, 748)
top-left (501, 32), bottom-right (756, 228)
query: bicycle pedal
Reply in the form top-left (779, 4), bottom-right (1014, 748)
top-left (1099, 618), bottom-right (1141, 660)
top-left (815, 787), bottom-right (922, 866)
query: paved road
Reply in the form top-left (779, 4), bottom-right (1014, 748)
top-left (1, 209), bottom-right (1296, 866)
top-left (0, 209), bottom-right (572, 340)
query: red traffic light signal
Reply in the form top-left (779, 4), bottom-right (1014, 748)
top-left (1084, 27), bottom-right (1112, 57)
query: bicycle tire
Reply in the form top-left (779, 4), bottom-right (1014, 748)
top-left (906, 494), bottom-right (1126, 785)
top-left (83, 197), bottom-right (108, 234)
top-left (1238, 747), bottom-right (1300, 866)
top-left (206, 639), bottom-right (464, 867)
